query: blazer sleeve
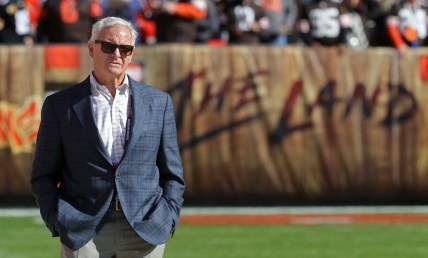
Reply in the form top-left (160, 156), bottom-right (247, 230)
top-left (157, 94), bottom-right (186, 222)
top-left (30, 96), bottom-right (63, 236)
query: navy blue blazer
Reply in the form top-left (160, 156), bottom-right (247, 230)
top-left (30, 76), bottom-right (185, 250)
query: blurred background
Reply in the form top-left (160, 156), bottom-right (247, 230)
top-left (2, 0), bottom-right (428, 207)
top-left (4, 1), bottom-right (428, 257)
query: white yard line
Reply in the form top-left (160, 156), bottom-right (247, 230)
top-left (1, 205), bottom-right (428, 217)
top-left (0, 208), bottom-right (40, 217)
top-left (181, 206), bottom-right (428, 215)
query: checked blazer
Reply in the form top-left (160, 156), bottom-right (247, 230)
top-left (30, 76), bottom-right (185, 250)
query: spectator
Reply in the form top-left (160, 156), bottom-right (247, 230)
top-left (36, 0), bottom-right (103, 43)
top-left (386, 0), bottom-right (428, 56)
top-left (195, 0), bottom-right (220, 43)
top-left (129, 0), bottom-right (146, 17)
top-left (101, 0), bottom-right (133, 20)
top-left (297, 0), bottom-right (351, 47)
top-left (27, 0), bottom-right (42, 37)
top-left (224, 0), bottom-right (270, 44)
top-left (260, 0), bottom-right (298, 46)
top-left (134, 0), bottom-right (158, 44)
top-left (205, 0), bottom-right (231, 44)
top-left (0, 0), bottom-right (34, 45)
top-left (365, 0), bottom-right (396, 46)
top-left (342, 0), bottom-right (370, 49)
top-left (145, 0), bottom-right (208, 43)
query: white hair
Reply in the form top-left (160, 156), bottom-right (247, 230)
top-left (89, 16), bottom-right (138, 45)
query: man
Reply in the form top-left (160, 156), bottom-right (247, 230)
top-left (297, 0), bottom-right (351, 47)
top-left (145, 0), bottom-right (208, 43)
top-left (30, 16), bottom-right (185, 258)
top-left (386, 0), bottom-right (428, 56)
top-left (260, 0), bottom-right (298, 46)
top-left (36, 0), bottom-right (103, 43)
top-left (224, 0), bottom-right (270, 44)
top-left (0, 0), bottom-right (34, 45)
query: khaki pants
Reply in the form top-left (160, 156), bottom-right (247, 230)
top-left (60, 211), bottom-right (165, 258)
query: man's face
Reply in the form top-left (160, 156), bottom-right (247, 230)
top-left (89, 25), bottom-right (134, 79)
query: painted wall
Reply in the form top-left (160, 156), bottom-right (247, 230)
top-left (1, 45), bottom-right (428, 204)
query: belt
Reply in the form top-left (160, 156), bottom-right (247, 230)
top-left (109, 199), bottom-right (122, 211)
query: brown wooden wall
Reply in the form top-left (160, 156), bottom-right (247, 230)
top-left (2, 45), bottom-right (428, 204)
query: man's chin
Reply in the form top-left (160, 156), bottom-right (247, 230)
top-left (106, 68), bottom-right (124, 76)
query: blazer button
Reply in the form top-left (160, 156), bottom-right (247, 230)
top-left (115, 172), bottom-right (120, 179)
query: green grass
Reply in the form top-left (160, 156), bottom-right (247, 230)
top-left (164, 224), bottom-right (428, 258)
top-left (0, 216), bottom-right (59, 258)
top-left (2, 216), bottom-right (428, 258)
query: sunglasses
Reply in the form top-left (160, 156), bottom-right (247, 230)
top-left (94, 40), bottom-right (134, 57)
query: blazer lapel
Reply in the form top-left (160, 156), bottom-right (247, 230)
top-left (123, 80), bottom-right (151, 155)
top-left (73, 80), bottom-right (111, 164)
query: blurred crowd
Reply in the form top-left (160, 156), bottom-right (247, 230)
top-left (0, 0), bottom-right (427, 53)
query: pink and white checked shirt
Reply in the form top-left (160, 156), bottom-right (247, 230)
top-left (90, 74), bottom-right (131, 165)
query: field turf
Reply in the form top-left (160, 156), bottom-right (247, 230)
top-left (0, 207), bottom-right (428, 258)
top-left (1, 213), bottom-right (428, 258)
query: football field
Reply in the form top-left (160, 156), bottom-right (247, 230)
top-left (1, 206), bottom-right (428, 258)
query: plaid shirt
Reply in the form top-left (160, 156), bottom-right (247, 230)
top-left (90, 74), bottom-right (131, 165)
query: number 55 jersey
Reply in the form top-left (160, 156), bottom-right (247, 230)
top-left (297, 0), bottom-right (350, 46)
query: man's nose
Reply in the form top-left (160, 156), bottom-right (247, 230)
top-left (112, 47), bottom-right (121, 57)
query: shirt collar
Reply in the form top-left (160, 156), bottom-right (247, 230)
top-left (90, 73), bottom-right (130, 97)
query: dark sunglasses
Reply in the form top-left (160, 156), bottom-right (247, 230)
top-left (94, 40), bottom-right (134, 56)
